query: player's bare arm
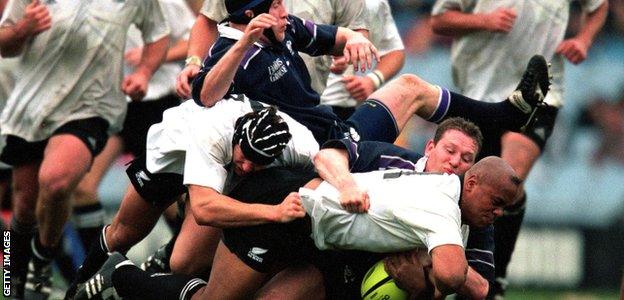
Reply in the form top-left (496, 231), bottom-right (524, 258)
top-left (199, 13), bottom-right (277, 107)
top-left (122, 35), bottom-right (170, 102)
top-left (430, 244), bottom-right (469, 296)
top-left (431, 7), bottom-right (517, 37)
top-left (343, 49), bottom-right (405, 101)
top-left (313, 147), bottom-right (370, 213)
top-left (0, 0), bottom-right (51, 57)
top-left (556, 1), bottom-right (608, 64)
top-left (333, 27), bottom-right (379, 73)
top-left (176, 14), bottom-right (219, 98)
top-left (188, 184), bottom-right (305, 228)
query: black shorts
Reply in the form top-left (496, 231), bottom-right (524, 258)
top-left (126, 155), bottom-right (187, 207)
top-left (120, 94), bottom-right (180, 157)
top-left (221, 167), bottom-right (318, 273)
top-left (316, 250), bottom-right (383, 299)
top-left (0, 117), bottom-right (109, 166)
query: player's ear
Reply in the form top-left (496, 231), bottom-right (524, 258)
top-left (424, 139), bottom-right (435, 156)
top-left (465, 174), bottom-right (477, 192)
top-left (245, 10), bottom-right (255, 19)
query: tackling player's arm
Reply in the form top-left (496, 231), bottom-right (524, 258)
top-left (188, 185), bottom-right (305, 228)
top-left (314, 147), bottom-right (369, 213)
top-left (429, 244), bottom-right (468, 297)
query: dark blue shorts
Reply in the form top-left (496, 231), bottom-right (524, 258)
top-left (329, 99), bottom-right (399, 144)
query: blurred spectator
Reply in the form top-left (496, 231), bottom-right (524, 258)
top-left (578, 92), bottom-right (624, 165)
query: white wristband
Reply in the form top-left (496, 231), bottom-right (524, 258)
top-left (366, 70), bottom-right (385, 90)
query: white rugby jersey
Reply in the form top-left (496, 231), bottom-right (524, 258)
top-left (125, 0), bottom-right (194, 101)
top-left (200, 0), bottom-right (367, 95)
top-left (0, 0), bottom-right (170, 140)
top-left (300, 170), bottom-right (466, 253)
top-left (432, 0), bottom-right (604, 107)
top-left (321, 0), bottom-right (404, 108)
top-left (145, 96), bottom-right (319, 194)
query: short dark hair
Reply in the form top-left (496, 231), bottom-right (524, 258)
top-left (433, 117), bottom-right (483, 155)
top-left (225, 0), bottom-right (273, 24)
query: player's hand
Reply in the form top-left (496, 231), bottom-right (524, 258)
top-left (330, 56), bottom-right (349, 74)
top-left (124, 47), bottom-right (143, 67)
top-left (122, 71), bottom-right (149, 102)
top-left (484, 7), bottom-right (516, 33)
top-left (339, 186), bottom-right (369, 213)
top-left (343, 75), bottom-right (375, 101)
top-left (275, 192), bottom-right (306, 223)
top-left (556, 38), bottom-right (589, 64)
top-left (175, 64), bottom-right (201, 99)
top-left (244, 13), bottom-right (278, 45)
top-left (15, 0), bottom-right (52, 38)
top-left (343, 33), bottom-right (379, 73)
top-left (384, 249), bottom-right (433, 296)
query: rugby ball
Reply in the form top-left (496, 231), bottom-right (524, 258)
top-left (361, 260), bottom-right (408, 300)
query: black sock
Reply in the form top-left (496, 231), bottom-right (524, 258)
top-left (72, 202), bottom-right (106, 250)
top-left (428, 87), bottom-right (527, 133)
top-left (10, 218), bottom-right (36, 294)
top-left (112, 264), bottom-right (206, 300)
top-left (494, 192), bottom-right (527, 279)
top-left (31, 233), bottom-right (57, 267)
top-left (71, 226), bottom-right (111, 286)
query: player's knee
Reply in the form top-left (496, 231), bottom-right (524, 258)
top-left (170, 251), bottom-right (206, 276)
top-left (395, 74), bottom-right (427, 91)
top-left (39, 172), bottom-right (76, 202)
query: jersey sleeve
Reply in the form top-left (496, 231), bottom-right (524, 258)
top-left (273, 113), bottom-right (319, 169)
top-left (431, 0), bottom-right (473, 15)
top-left (134, 0), bottom-right (171, 44)
top-left (579, 0), bottom-right (605, 13)
top-left (160, 0), bottom-right (194, 41)
top-left (332, 0), bottom-right (367, 30)
top-left (288, 15), bottom-right (338, 57)
top-left (183, 129), bottom-right (230, 193)
top-left (200, 0), bottom-right (229, 22)
top-left (464, 225), bottom-right (495, 287)
top-left (375, 1), bottom-right (405, 56)
top-left (321, 139), bottom-right (422, 172)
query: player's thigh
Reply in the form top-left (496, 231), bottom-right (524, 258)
top-left (74, 135), bottom-right (124, 206)
top-left (170, 209), bottom-right (221, 276)
top-left (256, 264), bottom-right (325, 300)
top-left (203, 240), bottom-right (267, 300)
top-left (500, 131), bottom-right (540, 180)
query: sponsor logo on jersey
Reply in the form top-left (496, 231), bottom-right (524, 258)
top-left (247, 247), bottom-right (268, 263)
top-left (268, 58), bottom-right (288, 82)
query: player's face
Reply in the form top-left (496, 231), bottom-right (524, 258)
top-left (423, 129), bottom-right (477, 175)
top-left (268, 0), bottom-right (288, 41)
top-left (462, 178), bottom-right (517, 228)
top-left (232, 144), bottom-right (263, 176)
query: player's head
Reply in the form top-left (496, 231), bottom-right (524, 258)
top-left (460, 156), bottom-right (521, 228)
top-left (232, 106), bottom-right (292, 176)
top-left (424, 117), bottom-right (482, 175)
top-left (225, 0), bottom-right (288, 42)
